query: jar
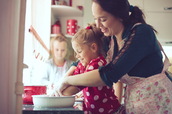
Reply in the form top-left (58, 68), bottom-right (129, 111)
top-left (51, 20), bottom-right (61, 34)
top-left (67, 19), bottom-right (80, 36)
top-left (22, 85), bottom-right (47, 104)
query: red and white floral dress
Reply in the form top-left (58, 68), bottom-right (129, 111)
top-left (73, 54), bottom-right (121, 114)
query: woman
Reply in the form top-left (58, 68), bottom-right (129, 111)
top-left (54, 0), bottom-right (172, 113)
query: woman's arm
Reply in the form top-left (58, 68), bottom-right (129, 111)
top-left (99, 24), bottom-right (161, 87)
top-left (113, 81), bottom-right (123, 104)
top-left (56, 65), bottom-right (106, 96)
top-left (66, 69), bottom-right (106, 87)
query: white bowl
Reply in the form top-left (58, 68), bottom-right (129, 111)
top-left (32, 95), bottom-right (75, 108)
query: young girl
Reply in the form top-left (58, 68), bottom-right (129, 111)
top-left (40, 33), bottom-right (73, 89)
top-left (57, 23), bottom-right (124, 114)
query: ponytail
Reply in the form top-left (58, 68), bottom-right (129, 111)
top-left (128, 6), bottom-right (157, 33)
top-left (92, 0), bottom-right (157, 33)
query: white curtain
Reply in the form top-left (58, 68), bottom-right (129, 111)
top-left (23, 0), bottom-right (51, 85)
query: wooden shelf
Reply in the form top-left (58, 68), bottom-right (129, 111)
top-left (50, 34), bottom-right (73, 38)
top-left (51, 5), bottom-right (83, 17)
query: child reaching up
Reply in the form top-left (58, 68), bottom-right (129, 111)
top-left (40, 33), bottom-right (73, 90)
top-left (53, 23), bottom-right (124, 114)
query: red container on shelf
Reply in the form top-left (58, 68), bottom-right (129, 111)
top-left (22, 85), bottom-right (47, 104)
top-left (51, 20), bottom-right (61, 34)
top-left (67, 19), bottom-right (79, 36)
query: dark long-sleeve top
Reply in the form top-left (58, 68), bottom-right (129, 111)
top-left (71, 23), bottom-right (164, 88)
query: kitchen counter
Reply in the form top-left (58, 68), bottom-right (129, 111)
top-left (22, 104), bottom-right (84, 114)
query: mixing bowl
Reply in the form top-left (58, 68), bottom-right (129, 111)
top-left (32, 95), bottom-right (75, 108)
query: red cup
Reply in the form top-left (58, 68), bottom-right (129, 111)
top-left (22, 85), bottom-right (47, 104)
top-left (67, 19), bottom-right (80, 36)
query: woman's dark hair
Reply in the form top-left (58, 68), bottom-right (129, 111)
top-left (92, 0), bottom-right (157, 33)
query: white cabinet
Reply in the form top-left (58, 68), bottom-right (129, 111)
top-left (129, 0), bottom-right (144, 10)
top-left (144, 0), bottom-right (172, 12)
top-left (144, 0), bottom-right (172, 45)
top-left (129, 0), bottom-right (172, 45)
top-left (145, 12), bottom-right (172, 43)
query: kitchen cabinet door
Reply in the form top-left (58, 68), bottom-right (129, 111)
top-left (144, 0), bottom-right (172, 13)
top-left (128, 0), bottom-right (144, 9)
top-left (145, 12), bottom-right (172, 43)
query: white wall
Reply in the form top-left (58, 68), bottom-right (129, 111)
top-left (23, 0), bottom-right (51, 85)
top-left (83, 0), bottom-right (94, 27)
top-left (0, 0), bottom-right (25, 114)
top-left (163, 46), bottom-right (172, 72)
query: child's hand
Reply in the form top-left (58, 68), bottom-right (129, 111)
top-left (48, 88), bottom-right (60, 97)
top-left (51, 84), bottom-right (54, 89)
top-left (50, 77), bottom-right (69, 97)
top-left (47, 83), bottom-right (54, 90)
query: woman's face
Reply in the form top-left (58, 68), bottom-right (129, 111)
top-left (92, 2), bottom-right (123, 36)
top-left (52, 40), bottom-right (67, 61)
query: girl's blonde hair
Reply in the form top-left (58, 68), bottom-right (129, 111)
top-left (71, 23), bottom-right (105, 55)
top-left (49, 33), bottom-right (68, 59)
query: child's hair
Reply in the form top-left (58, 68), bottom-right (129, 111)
top-left (71, 23), bottom-right (104, 55)
top-left (49, 33), bottom-right (68, 59)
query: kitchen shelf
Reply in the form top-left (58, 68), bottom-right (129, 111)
top-left (50, 34), bottom-right (73, 38)
top-left (51, 5), bottom-right (83, 17)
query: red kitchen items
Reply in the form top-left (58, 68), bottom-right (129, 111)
top-left (67, 19), bottom-right (79, 36)
top-left (22, 85), bottom-right (47, 104)
top-left (51, 20), bottom-right (61, 34)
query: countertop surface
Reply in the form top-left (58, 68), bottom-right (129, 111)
top-left (22, 104), bottom-right (84, 114)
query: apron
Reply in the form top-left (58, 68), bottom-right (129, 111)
top-left (119, 31), bottom-right (172, 114)
top-left (106, 23), bottom-right (172, 114)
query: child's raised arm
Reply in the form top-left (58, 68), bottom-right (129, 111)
top-left (62, 86), bottom-right (80, 96)
top-left (64, 66), bottom-right (76, 77)
top-left (113, 81), bottom-right (123, 104)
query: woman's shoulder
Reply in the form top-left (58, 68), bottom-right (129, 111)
top-left (132, 23), bottom-right (156, 40)
top-left (131, 23), bottom-right (157, 49)
top-left (133, 23), bottom-right (154, 33)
